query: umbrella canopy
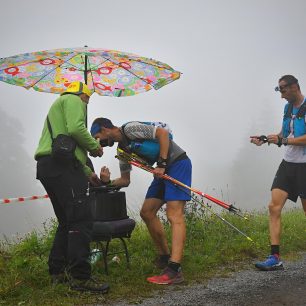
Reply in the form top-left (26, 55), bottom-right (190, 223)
top-left (0, 47), bottom-right (180, 97)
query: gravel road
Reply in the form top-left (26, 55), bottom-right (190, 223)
top-left (112, 253), bottom-right (306, 306)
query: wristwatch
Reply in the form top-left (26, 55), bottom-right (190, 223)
top-left (157, 157), bottom-right (167, 168)
top-left (281, 137), bottom-right (288, 146)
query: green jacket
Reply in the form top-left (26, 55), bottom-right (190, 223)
top-left (34, 94), bottom-right (99, 176)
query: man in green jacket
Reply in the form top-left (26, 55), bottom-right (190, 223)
top-left (35, 82), bottom-right (109, 293)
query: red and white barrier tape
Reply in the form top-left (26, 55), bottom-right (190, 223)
top-left (0, 194), bottom-right (49, 205)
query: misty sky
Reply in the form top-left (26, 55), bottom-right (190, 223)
top-left (1, 0), bottom-right (306, 238)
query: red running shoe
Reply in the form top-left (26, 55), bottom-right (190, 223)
top-left (147, 267), bottom-right (184, 285)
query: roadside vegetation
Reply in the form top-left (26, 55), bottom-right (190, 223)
top-left (0, 199), bottom-right (305, 306)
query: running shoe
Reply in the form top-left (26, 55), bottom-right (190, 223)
top-left (147, 267), bottom-right (184, 285)
top-left (255, 254), bottom-right (284, 271)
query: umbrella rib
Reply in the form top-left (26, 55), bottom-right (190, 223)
top-left (105, 51), bottom-right (173, 70)
top-left (105, 58), bottom-right (153, 88)
top-left (88, 57), bottom-right (109, 70)
top-left (1, 49), bottom-right (180, 95)
top-left (0, 52), bottom-right (73, 72)
top-left (128, 58), bottom-right (173, 70)
top-left (82, 56), bottom-right (112, 92)
top-left (28, 53), bottom-right (80, 88)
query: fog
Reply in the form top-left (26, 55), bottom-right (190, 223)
top-left (1, 0), bottom-right (305, 238)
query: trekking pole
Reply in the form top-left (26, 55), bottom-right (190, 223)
top-left (116, 149), bottom-right (253, 241)
top-left (182, 188), bottom-right (253, 242)
top-left (116, 149), bottom-right (247, 219)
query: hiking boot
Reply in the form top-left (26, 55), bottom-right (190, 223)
top-left (255, 254), bottom-right (284, 271)
top-left (51, 273), bottom-right (69, 285)
top-left (69, 277), bottom-right (110, 294)
top-left (147, 267), bottom-right (184, 285)
top-left (153, 255), bottom-right (170, 269)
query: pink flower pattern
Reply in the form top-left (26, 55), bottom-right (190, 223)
top-left (0, 47), bottom-right (180, 97)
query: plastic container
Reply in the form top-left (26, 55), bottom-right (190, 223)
top-left (90, 248), bottom-right (102, 264)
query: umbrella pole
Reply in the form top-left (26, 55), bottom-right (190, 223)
top-left (83, 48), bottom-right (89, 127)
top-left (84, 54), bottom-right (88, 127)
top-left (84, 54), bottom-right (88, 85)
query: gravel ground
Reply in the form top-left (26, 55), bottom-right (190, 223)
top-left (111, 253), bottom-right (306, 306)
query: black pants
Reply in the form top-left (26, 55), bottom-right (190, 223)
top-left (271, 159), bottom-right (306, 202)
top-left (37, 156), bottom-right (92, 280)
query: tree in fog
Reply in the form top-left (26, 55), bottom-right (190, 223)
top-left (0, 106), bottom-right (51, 238)
top-left (0, 106), bottom-right (36, 197)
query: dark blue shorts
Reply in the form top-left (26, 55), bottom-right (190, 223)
top-left (145, 157), bottom-right (192, 202)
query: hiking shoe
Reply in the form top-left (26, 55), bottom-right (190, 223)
top-left (51, 273), bottom-right (69, 285)
top-left (69, 277), bottom-right (110, 294)
top-left (255, 255), bottom-right (284, 271)
top-left (147, 267), bottom-right (184, 285)
top-left (153, 256), bottom-right (170, 269)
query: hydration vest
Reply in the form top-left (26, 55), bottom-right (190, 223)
top-left (121, 121), bottom-right (173, 165)
top-left (282, 100), bottom-right (306, 138)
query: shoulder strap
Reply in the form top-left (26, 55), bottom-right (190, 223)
top-left (46, 116), bottom-right (54, 141)
top-left (121, 122), bottom-right (141, 142)
top-left (284, 103), bottom-right (293, 118)
top-left (120, 123), bottom-right (132, 149)
top-left (296, 101), bottom-right (306, 118)
top-left (121, 123), bottom-right (129, 140)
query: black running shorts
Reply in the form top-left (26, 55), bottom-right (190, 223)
top-left (271, 159), bottom-right (306, 202)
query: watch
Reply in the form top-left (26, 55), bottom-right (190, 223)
top-left (281, 137), bottom-right (288, 146)
top-left (157, 157), bottom-right (167, 168)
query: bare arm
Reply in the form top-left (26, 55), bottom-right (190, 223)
top-left (250, 129), bottom-right (283, 146)
top-left (112, 171), bottom-right (131, 187)
top-left (152, 127), bottom-right (170, 177)
top-left (285, 134), bottom-right (306, 146)
top-left (100, 166), bottom-right (131, 188)
top-left (267, 126), bottom-right (306, 146)
top-left (155, 127), bottom-right (169, 160)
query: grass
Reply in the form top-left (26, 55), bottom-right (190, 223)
top-left (0, 200), bottom-right (305, 306)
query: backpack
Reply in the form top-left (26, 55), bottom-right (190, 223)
top-left (121, 121), bottom-right (173, 165)
top-left (284, 101), bottom-right (306, 119)
top-left (283, 101), bottom-right (306, 137)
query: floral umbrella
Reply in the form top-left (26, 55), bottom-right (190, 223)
top-left (0, 47), bottom-right (180, 97)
